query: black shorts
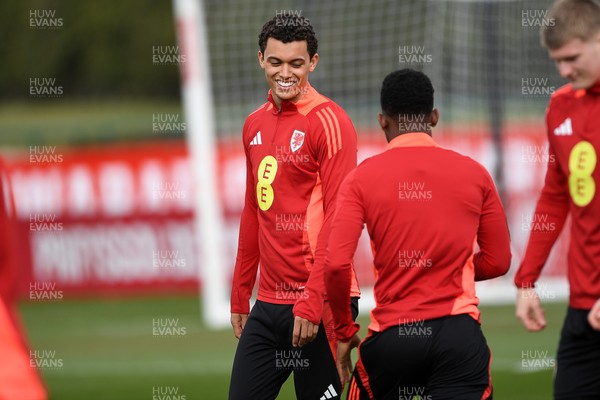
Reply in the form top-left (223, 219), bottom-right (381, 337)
top-left (554, 306), bottom-right (600, 400)
top-left (229, 298), bottom-right (359, 400)
top-left (347, 314), bottom-right (492, 400)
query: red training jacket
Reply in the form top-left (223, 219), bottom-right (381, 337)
top-left (231, 83), bottom-right (360, 324)
top-left (325, 133), bottom-right (511, 341)
top-left (515, 82), bottom-right (600, 309)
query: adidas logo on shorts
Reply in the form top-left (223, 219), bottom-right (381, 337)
top-left (320, 384), bottom-right (338, 399)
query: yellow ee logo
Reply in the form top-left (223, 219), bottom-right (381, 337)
top-left (568, 141), bottom-right (597, 207)
top-left (256, 155), bottom-right (278, 211)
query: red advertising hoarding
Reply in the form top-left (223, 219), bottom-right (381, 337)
top-left (5, 124), bottom-right (568, 298)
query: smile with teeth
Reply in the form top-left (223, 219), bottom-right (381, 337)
top-left (276, 80), bottom-right (297, 89)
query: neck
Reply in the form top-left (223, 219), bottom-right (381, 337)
top-left (272, 95), bottom-right (283, 110)
top-left (271, 83), bottom-right (310, 110)
top-left (386, 130), bottom-right (431, 142)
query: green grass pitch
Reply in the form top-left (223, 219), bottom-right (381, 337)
top-left (19, 296), bottom-right (565, 399)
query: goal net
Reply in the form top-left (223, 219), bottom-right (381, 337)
top-left (198, 0), bottom-right (568, 320)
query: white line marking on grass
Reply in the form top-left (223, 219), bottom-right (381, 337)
top-left (40, 359), bottom-right (232, 376)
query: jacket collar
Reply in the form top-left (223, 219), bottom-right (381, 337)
top-left (587, 80), bottom-right (600, 95)
top-left (386, 132), bottom-right (438, 150)
top-left (267, 82), bottom-right (318, 112)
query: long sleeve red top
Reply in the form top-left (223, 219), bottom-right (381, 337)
top-left (231, 83), bottom-right (360, 324)
top-left (515, 83), bottom-right (600, 309)
top-left (325, 133), bottom-right (511, 341)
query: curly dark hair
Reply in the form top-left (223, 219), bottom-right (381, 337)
top-left (258, 16), bottom-right (318, 58)
top-left (380, 69), bottom-right (434, 119)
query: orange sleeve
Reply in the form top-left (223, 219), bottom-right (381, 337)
top-left (293, 104), bottom-right (358, 324)
top-left (323, 170), bottom-right (363, 341)
top-left (514, 117), bottom-right (569, 288)
top-left (230, 123), bottom-right (261, 314)
top-left (473, 167), bottom-right (512, 281)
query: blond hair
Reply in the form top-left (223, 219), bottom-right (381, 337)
top-left (542, 0), bottom-right (600, 49)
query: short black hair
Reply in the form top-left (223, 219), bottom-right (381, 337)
top-left (258, 16), bottom-right (318, 59)
top-left (380, 69), bottom-right (434, 119)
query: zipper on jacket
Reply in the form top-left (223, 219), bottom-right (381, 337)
top-left (272, 107), bottom-right (282, 145)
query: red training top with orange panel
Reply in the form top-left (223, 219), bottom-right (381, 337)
top-left (325, 132), bottom-right (511, 341)
top-left (231, 83), bottom-right (360, 325)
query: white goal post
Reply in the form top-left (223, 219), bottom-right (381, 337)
top-left (173, 0), bottom-right (230, 329)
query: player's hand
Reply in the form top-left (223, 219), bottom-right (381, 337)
top-left (336, 334), bottom-right (361, 391)
top-left (231, 313), bottom-right (249, 339)
top-left (587, 299), bottom-right (600, 331)
top-left (292, 316), bottom-right (319, 347)
top-left (515, 288), bottom-right (546, 332)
